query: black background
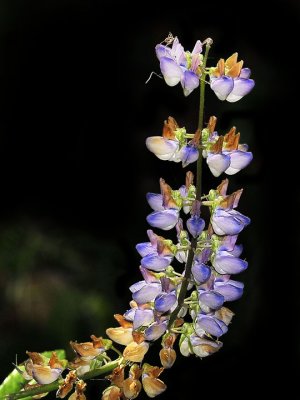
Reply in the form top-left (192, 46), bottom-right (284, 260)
top-left (0, 0), bottom-right (298, 398)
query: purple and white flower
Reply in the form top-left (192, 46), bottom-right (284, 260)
top-left (196, 313), bottom-right (228, 337)
top-left (211, 207), bottom-right (250, 236)
top-left (136, 230), bottom-right (174, 272)
top-left (210, 53), bottom-right (255, 102)
top-left (156, 37), bottom-right (203, 96)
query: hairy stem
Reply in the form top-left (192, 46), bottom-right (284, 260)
top-left (168, 41), bottom-right (211, 330)
top-left (4, 358), bottom-right (121, 400)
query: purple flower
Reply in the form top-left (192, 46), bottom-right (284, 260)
top-left (146, 193), bottom-right (164, 211)
top-left (192, 261), bottom-right (211, 284)
top-left (187, 215), bottom-right (205, 238)
top-left (186, 200), bottom-right (205, 238)
top-left (156, 37), bottom-right (203, 96)
top-left (147, 209), bottom-right (179, 231)
top-left (189, 334), bottom-right (223, 357)
top-left (136, 230), bottom-right (174, 272)
top-left (155, 292), bottom-right (177, 313)
top-left (214, 277), bottom-right (244, 301)
top-left (144, 321), bottom-right (168, 341)
top-left (211, 207), bottom-right (250, 236)
top-left (207, 153), bottom-right (231, 177)
top-left (179, 144), bottom-right (199, 167)
top-left (130, 280), bottom-right (162, 304)
top-left (196, 313), bottom-right (228, 337)
top-left (146, 136), bottom-right (180, 161)
top-left (146, 178), bottom-right (180, 231)
top-left (225, 150), bottom-right (253, 175)
top-left (198, 289), bottom-right (225, 310)
top-left (191, 249), bottom-right (212, 284)
top-left (133, 309), bottom-right (154, 330)
top-left (213, 250), bottom-right (248, 274)
top-left (154, 278), bottom-right (178, 314)
top-left (210, 53), bottom-right (255, 102)
top-left (204, 126), bottom-right (253, 177)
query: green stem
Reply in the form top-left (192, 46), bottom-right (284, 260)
top-left (196, 41), bottom-right (211, 200)
top-left (168, 238), bottom-right (196, 329)
top-left (4, 358), bottom-right (121, 400)
top-left (168, 40), bottom-right (212, 331)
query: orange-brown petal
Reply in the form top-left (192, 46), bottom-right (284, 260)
top-left (123, 341), bottom-right (149, 363)
top-left (102, 385), bottom-right (122, 400)
top-left (162, 116), bottom-right (178, 140)
top-left (129, 364), bottom-right (142, 380)
top-left (106, 366), bottom-right (124, 388)
top-left (70, 341), bottom-right (101, 360)
top-left (159, 348), bottom-right (176, 369)
top-left (90, 334), bottom-right (105, 349)
top-left (31, 365), bottom-right (61, 385)
top-left (123, 378), bottom-right (142, 399)
top-left (185, 171), bottom-right (194, 189)
top-left (106, 327), bottom-right (133, 346)
top-left (216, 178), bottom-right (229, 196)
top-left (227, 60), bottom-right (243, 78)
top-left (208, 116), bottom-right (217, 133)
top-left (48, 352), bottom-right (63, 369)
top-left (26, 352), bottom-right (44, 365)
top-left (57, 371), bottom-right (78, 399)
top-left (114, 314), bottom-right (133, 328)
top-left (142, 377), bottom-right (167, 398)
top-left (159, 178), bottom-right (177, 209)
top-left (225, 53), bottom-right (238, 69)
top-left (210, 136), bottom-right (224, 154)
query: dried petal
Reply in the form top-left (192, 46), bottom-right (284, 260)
top-left (106, 327), bottom-right (133, 346)
top-left (123, 341), bottom-right (149, 363)
top-left (123, 378), bottom-right (142, 399)
top-left (159, 348), bottom-right (176, 368)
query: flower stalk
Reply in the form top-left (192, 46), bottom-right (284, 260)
top-left (168, 40), bottom-right (212, 330)
top-left (0, 33), bottom-right (255, 400)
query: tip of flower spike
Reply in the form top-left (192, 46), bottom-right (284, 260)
top-left (203, 38), bottom-right (213, 46)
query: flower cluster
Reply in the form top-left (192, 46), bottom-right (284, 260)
top-left (146, 116), bottom-right (200, 167)
top-left (156, 35), bottom-right (203, 96)
top-left (102, 363), bottom-right (167, 399)
top-left (156, 35), bottom-right (254, 101)
top-left (106, 173), bottom-right (250, 358)
top-left (15, 351), bottom-right (66, 385)
top-left (7, 34), bottom-right (254, 400)
top-left (210, 53), bottom-right (255, 102)
top-left (146, 115), bottom-right (253, 177)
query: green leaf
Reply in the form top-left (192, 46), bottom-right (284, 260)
top-left (41, 349), bottom-right (66, 360)
top-left (0, 349), bottom-right (66, 399)
top-left (0, 367), bottom-right (31, 399)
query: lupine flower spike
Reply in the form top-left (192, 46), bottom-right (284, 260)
top-left (4, 34), bottom-right (254, 400)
